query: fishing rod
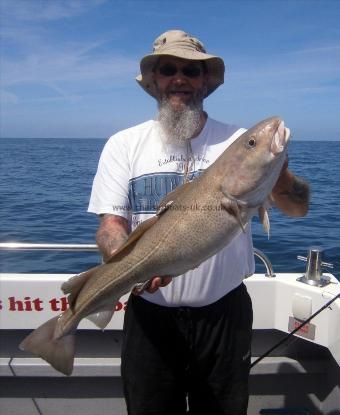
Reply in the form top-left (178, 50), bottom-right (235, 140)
top-left (251, 291), bottom-right (340, 368)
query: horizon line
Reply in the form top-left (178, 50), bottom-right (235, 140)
top-left (1, 137), bottom-right (339, 142)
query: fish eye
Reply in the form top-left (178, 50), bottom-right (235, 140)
top-left (246, 137), bottom-right (256, 149)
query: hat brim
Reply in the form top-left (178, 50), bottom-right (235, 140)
top-left (136, 49), bottom-right (225, 99)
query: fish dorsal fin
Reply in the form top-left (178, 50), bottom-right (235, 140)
top-left (157, 181), bottom-right (193, 211)
top-left (61, 216), bottom-right (162, 308)
top-left (62, 215), bottom-right (162, 309)
top-left (106, 182), bottom-right (193, 264)
top-left (62, 215), bottom-right (162, 308)
top-left (61, 265), bottom-right (101, 310)
top-left (62, 183), bottom-right (193, 310)
top-left (106, 215), bottom-right (159, 263)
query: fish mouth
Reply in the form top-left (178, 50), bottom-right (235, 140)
top-left (271, 120), bottom-right (290, 155)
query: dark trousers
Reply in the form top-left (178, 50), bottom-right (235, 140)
top-left (121, 283), bottom-right (253, 415)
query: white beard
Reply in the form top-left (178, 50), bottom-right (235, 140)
top-left (157, 97), bottom-right (203, 147)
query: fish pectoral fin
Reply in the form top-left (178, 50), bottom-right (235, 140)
top-left (19, 316), bottom-right (76, 376)
top-left (62, 266), bottom-right (100, 310)
top-left (106, 215), bottom-right (159, 263)
top-left (259, 205), bottom-right (271, 239)
top-left (221, 196), bottom-right (246, 233)
top-left (86, 306), bottom-right (115, 330)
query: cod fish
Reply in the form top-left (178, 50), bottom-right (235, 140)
top-left (20, 116), bottom-right (290, 375)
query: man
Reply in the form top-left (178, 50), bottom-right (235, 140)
top-left (88, 30), bottom-right (309, 415)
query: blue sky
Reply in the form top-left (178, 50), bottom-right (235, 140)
top-left (1, 0), bottom-right (340, 140)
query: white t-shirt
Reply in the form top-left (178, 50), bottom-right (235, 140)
top-left (88, 117), bottom-right (255, 307)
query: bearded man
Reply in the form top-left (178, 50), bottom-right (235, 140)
top-left (88, 30), bottom-right (309, 415)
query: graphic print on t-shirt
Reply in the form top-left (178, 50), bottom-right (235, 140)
top-left (128, 170), bottom-right (204, 215)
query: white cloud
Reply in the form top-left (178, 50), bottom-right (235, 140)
top-left (0, 90), bottom-right (18, 104)
top-left (0, 0), bottom-right (138, 104)
top-left (219, 43), bottom-right (340, 102)
top-left (2, 46), bottom-right (137, 87)
top-left (0, 0), bottom-right (106, 22)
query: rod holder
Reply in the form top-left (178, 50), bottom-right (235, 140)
top-left (297, 247), bottom-right (333, 287)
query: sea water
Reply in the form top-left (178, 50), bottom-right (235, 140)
top-left (0, 138), bottom-right (339, 280)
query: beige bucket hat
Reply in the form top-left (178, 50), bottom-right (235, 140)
top-left (136, 30), bottom-right (225, 99)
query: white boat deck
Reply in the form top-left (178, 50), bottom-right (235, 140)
top-left (1, 262), bottom-right (339, 414)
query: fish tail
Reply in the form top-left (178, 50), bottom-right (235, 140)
top-left (19, 315), bottom-right (76, 376)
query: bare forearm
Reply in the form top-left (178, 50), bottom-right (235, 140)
top-left (96, 214), bottom-right (129, 262)
top-left (271, 170), bottom-right (310, 217)
top-left (96, 214), bottom-right (172, 294)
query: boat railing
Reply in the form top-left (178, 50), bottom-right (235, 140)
top-left (0, 242), bottom-right (276, 278)
top-left (0, 242), bottom-right (98, 252)
top-left (253, 248), bottom-right (275, 278)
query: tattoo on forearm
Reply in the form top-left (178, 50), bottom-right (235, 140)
top-left (289, 176), bottom-right (310, 204)
top-left (96, 229), bottom-right (128, 261)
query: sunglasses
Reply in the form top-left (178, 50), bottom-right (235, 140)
top-left (158, 63), bottom-right (202, 78)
